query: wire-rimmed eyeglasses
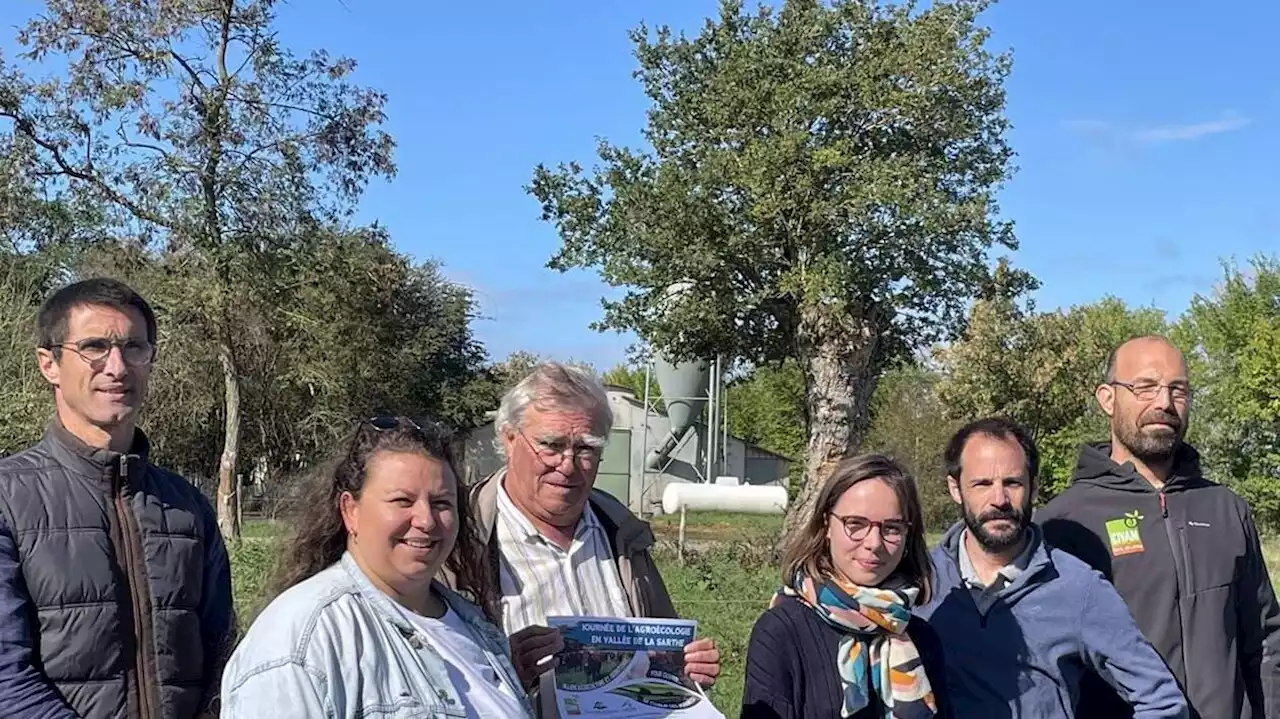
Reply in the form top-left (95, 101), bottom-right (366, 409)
top-left (50, 337), bottom-right (156, 367)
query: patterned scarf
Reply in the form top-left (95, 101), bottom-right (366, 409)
top-left (774, 571), bottom-right (936, 719)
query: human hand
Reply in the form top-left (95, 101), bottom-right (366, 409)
top-left (683, 637), bottom-right (721, 688)
top-left (509, 625), bottom-right (564, 691)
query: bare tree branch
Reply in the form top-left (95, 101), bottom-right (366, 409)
top-left (169, 48), bottom-right (208, 91)
top-left (1, 109), bottom-right (174, 230)
top-left (115, 118), bottom-right (179, 160)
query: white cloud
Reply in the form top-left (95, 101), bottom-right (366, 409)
top-left (1131, 114), bottom-right (1252, 143)
top-left (1062, 113), bottom-right (1254, 146)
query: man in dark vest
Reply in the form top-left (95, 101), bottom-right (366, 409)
top-left (0, 278), bottom-right (235, 718)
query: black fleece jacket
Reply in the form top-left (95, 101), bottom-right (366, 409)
top-left (1036, 442), bottom-right (1280, 719)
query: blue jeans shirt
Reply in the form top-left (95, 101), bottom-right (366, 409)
top-left (221, 552), bottom-right (531, 718)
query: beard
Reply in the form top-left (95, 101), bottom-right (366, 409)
top-left (962, 498), bottom-right (1031, 553)
top-left (1115, 408), bottom-right (1186, 463)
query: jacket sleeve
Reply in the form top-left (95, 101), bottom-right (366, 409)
top-left (1235, 505), bottom-right (1280, 718)
top-left (0, 520), bottom-right (78, 718)
top-left (220, 660), bottom-right (328, 718)
top-left (1079, 573), bottom-right (1189, 719)
top-left (196, 492), bottom-right (237, 714)
top-left (740, 611), bottom-right (795, 719)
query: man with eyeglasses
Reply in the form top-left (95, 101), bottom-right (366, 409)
top-left (1039, 335), bottom-right (1280, 719)
top-left (0, 278), bottom-right (234, 718)
top-left (459, 361), bottom-right (720, 718)
top-left (916, 416), bottom-right (1188, 718)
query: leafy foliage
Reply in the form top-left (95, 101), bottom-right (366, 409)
top-left (1175, 256), bottom-right (1280, 527)
top-left (861, 364), bottom-right (961, 528)
top-left (724, 360), bottom-right (806, 492)
top-left (527, 0), bottom-right (1031, 540)
top-left (1, 0), bottom-right (396, 538)
top-left (937, 295), bottom-right (1169, 496)
top-left (69, 226), bottom-right (492, 508)
top-left (601, 362), bottom-right (665, 410)
top-left (0, 250), bottom-right (64, 454)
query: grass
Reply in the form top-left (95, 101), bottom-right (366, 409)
top-left (647, 510), bottom-right (784, 545)
top-left (228, 512), bottom-right (1280, 717)
top-left (654, 541), bottom-right (778, 713)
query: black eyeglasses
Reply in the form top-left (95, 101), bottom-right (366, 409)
top-left (52, 337), bottom-right (156, 367)
top-left (830, 513), bottom-right (910, 545)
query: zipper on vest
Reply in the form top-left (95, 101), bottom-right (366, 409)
top-left (115, 455), bottom-right (152, 719)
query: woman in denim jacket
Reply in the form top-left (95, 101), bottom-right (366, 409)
top-left (222, 416), bottom-right (532, 718)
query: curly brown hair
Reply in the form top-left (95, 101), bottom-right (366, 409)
top-left (269, 415), bottom-right (499, 623)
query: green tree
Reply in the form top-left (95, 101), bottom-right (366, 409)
top-left (1, 0), bottom-right (395, 539)
top-left (937, 295), bottom-right (1168, 496)
top-left (0, 249), bottom-right (64, 454)
top-left (602, 362), bottom-right (665, 409)
top-left (1175, 255), bottom-right (1280, 528)
top-left (724, 360), bottom-right (806, 492)
top-left (527, 0), bottom-right (1033, 544)
top-left (78, 225), bottom-right (491, 511)
top-left (277, 225), bottom-right (491, 437)
top-left (491, 351), bottom-right (545, 392)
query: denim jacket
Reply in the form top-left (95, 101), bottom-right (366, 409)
top-left (221, 552), bottom-right (531, 718)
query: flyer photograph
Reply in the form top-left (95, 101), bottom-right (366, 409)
top-left (545, 615), bottom-right (726, 719)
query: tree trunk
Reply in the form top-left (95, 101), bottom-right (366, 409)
top-left (776, 306), bottom-right (882, 555)
top-left (216, 339), bottom-right (242, 542)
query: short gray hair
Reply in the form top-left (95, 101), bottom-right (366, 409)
top-left (494, 362), bottom-right (613, 456)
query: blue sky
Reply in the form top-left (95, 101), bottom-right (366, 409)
top-left (3, 0), bottom-right (1277, 370)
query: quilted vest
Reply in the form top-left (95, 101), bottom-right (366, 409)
top-left (0, 421), bottom-right (226, 718)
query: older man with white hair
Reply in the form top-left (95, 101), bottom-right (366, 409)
top-left (465, 361), bottom-right (720, 716)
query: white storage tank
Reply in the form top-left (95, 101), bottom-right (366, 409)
top-left (661, 481), bottom-right (788, 515)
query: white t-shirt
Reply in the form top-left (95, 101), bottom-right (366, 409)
top-left (397, 603), bottom-right (528, 718)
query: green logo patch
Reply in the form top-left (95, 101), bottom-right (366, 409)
top-left (1105, 510), bottom-right (1145, 557)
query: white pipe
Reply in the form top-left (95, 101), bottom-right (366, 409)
top-left (662, 482), bottom-right (788, 515)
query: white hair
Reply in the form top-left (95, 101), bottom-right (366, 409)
top-left (493, 361), bottom-right (613, 456)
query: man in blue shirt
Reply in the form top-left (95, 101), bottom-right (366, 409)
top-left (915, 416), bottom-right (1187, 718)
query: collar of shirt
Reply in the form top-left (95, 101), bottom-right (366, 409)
top-left (958, 527), bottom-right (1034, 590)
top-left (495, 476), bottom-right (599, 547)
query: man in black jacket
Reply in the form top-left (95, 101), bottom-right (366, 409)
top-left (0, 278), bottom-right (235, 718)
top-left (1038, 335), bottom-right (1280, 719)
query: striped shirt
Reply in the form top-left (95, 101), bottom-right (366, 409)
top-left (494, 481), bottom-right (633, 634)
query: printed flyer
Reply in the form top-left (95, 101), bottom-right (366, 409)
top-left (545, 615), bottom-right (726, 718)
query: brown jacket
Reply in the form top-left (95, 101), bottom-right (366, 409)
top-left (467, 469), bottom-right (678, 717)
top-left (469, 468), bottom-right (677, 621)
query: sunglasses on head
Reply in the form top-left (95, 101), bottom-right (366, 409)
top-left (364, 415), bottom-right (424, 432)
